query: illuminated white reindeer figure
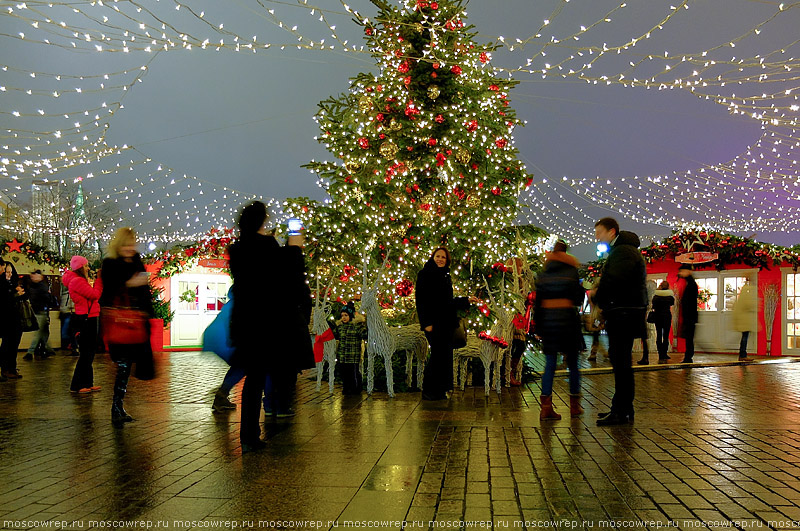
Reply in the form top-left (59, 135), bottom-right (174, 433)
top-left (503, 258), bottom-right (534, 387)
top-left (361, 259), bottom-right (397, 397)
top-left (312, 279), bottom-right (337, 393)
top-left (454, 277), bottom-right (515, 396)
top-left (360, 259), bottom-right (430, 397)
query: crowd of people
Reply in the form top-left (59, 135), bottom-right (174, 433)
top-left (0, 208), bottom-right (759, 447)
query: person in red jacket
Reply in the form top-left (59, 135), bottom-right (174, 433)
top-left (63, 255), bottom-right (103, 393)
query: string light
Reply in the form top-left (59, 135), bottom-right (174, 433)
top-left (1, 0), bottom-right (798, 250)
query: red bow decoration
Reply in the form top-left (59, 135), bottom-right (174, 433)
top-left (313, 328), bottom-right (335, 363)
top-left (478, 331), bottom-right (508, 348)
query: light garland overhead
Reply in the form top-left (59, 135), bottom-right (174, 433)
top-left (1, 0), bottom-right (799, 245)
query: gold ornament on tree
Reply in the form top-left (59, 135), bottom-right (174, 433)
top-left (467, 195), bottom-right (481, 208)
top-left (389, 118), bottom-right (402, 131)
top-left (345, 160), bottom-right (361, 173)
top-left (358, 95), bottom-right (374, 112)
top-left (379, 141), bottom-right (399, 159)
top-left (455, 148), bottom-right (471, 164)
top-left (427, 85), bottom-right (440, 100)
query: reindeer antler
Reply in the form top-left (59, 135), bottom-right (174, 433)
top-left (373, 251), bottom-right (391, 290)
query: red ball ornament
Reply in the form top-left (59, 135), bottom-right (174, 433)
top-left (428, 137), bottom-right (437, 146)
top-left (480, 52), bottom-right (489, 63)
top-left (495, 138), bottom-right (508, 148)
top-left (395, 279), bottom-right (413, 297)
top-left (358, 137), bottom-right (370, 149)
top-left (466, 119), bottom-right (478, 132)
top-left (450, 65), bottom-right (462, 75)
top-left (398, 61), bottom-right (410, 73)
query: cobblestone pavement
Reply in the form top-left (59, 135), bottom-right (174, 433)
top-left (2, 349), bottom-right (800, 530)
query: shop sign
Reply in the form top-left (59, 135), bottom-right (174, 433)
top-left (199, 258), bottom-right (228, 268)
top-left (675, 252), bottom-right (718, 264)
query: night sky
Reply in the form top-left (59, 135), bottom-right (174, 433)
top-left (2, 0), bottom-right (797, 259)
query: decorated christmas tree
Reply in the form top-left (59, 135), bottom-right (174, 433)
top-left (286, 0), bottom-right (545, 312)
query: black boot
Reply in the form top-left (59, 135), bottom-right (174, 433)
top-left (111, 362), bottom-right (134, 426)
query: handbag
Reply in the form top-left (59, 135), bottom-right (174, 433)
top-left (646, 310), bottom-right (656, 324)
top-left (452, 317), bottom-right (467, 349)
top-left (102, 306), bottom-right (149, 345)
top-left (19, 299), bottom-right (39, 332)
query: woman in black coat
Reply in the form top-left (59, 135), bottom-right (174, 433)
top-left (100, 227), bottom-right (154, 426)
top-left (228, 201), bottom-right (312, 452)
top-left (415, 247), bottom-right (469, 401)
top-left (651, 280), bottom-right (675, 361)
top-left (0, 261), bottom-right (26, 380)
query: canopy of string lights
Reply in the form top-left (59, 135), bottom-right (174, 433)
top-left (2, 0), bottom-right (798, 247)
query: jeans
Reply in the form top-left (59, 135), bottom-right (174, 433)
top-left (655, 320), bottom-right (671, 358)
top-left (220, 366), bottom-right (273, 411)
top-left (60, 313), bottom-right (74, 349)
top-left (739, 331), bottom-right (750, 357)
top-left (27, 312), bottom-right (51, 355)
top-left (540, 351), bottom-right (580, 395)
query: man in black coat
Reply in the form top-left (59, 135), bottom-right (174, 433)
top-left (228, 201), bottom-right (313, 452)
top-left (590, 218), bottom-right (647, 426)
top-left (24, 270), bottom-right (57, 360)
top-left (678, 264), bottom-right (698, 363)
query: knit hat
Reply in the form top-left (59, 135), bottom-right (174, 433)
top-left (70, 255), bottom-right (88, 271)
top-left (341, 303), bottom-right (355, 318)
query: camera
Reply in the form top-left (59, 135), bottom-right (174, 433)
top-left (287, 218), bottom-right (304, 236)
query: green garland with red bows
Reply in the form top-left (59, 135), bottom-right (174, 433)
top-left (148, 228), bottom-right (234, 279)
top-left (641, 230), bottom-right (800, 271)
top-left (1, 238), bottom-right (70, 269)
top-left (579, 231), bottom-right (800, 280)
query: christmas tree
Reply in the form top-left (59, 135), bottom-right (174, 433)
top-left (286, 0), bottom-right (544, 313)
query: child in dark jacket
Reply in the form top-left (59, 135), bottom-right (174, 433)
top-left (330, 303), bottom-right (367, 395)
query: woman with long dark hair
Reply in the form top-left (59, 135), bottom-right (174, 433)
top-left (64, 255), bottom-right (103, 393)
top-left (0, 261), bottom-right (26, 381)
top-left (415, 247), bottom-right (469, 401)
top-left (100, 228), bottom-right (153, 426)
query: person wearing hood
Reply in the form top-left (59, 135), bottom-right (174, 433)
top-left (677, 264), bottom-right (698, 363)
top-left (534, 240), bottom-right (586, 420)
top-left (64, 256), bottom-right (103, 393)
top-left (651, 281), bottom-right (675, 362)
top-left (415, 247), bottom-right (470, 401)
top-left (732, 278), bottom-right (756, 361)
top-left (590, 218), bottom-right (647, 426)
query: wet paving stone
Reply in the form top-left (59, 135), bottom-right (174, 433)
top-left (3, 351), bottom-right (800, 529)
